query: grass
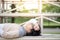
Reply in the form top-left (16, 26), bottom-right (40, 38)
top-left (44, 22), bottom-right (60, 26)
top-left (44, 21), bottom-right (60, 28)
top-left (44, 32), bottom-right (60, 34)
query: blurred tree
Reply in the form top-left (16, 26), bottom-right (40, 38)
top-left (42, 4), bottom-right (60, 13)
top-left (42, 4), bottom-right (60, 22)
top-left (10, 1), bottom-right (16, 23)
top-left (57, 0), bottom-right (60, 2)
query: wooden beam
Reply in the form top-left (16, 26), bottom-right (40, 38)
top-left (0, 13), bottom-right (39, 17)
top-left (0, 13), bottom-right (60, 17)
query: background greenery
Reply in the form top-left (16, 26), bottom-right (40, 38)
top-left (8, 4), bottom-right (60, 28)
top-left (14, 17), bottom-right (60, 28)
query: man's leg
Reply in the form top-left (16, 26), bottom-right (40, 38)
top-left (1, 30), bottom-right (19, 38)
top-left (0, 24), bottom-right (4, 36)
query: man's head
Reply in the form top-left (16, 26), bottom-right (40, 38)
top-left (25, 19), bottom-right (41, 36)
top-left (26, 23), bottom-right (41, 36)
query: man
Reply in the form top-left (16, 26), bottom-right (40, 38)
top-left (0, 19), bottom-right (41, 38)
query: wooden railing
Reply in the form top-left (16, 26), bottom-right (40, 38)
top-left (0, 0), bottom-right (60, 35)
top-left (0, 13), bottom-right (60, 17)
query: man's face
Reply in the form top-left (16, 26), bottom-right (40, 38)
top-left (30, 22), bottom-right (41, 36)
top-left (33, 23), bottom-right (40, 31)
top-left (27, 22), bottom-right (40, 32)
top-left (26, 24), bottom-right (41, 36)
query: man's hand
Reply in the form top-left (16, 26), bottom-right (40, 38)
top-left (23, 23), bottom-right (33, 33)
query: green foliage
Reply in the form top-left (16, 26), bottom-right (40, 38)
top-left (9, 4), bottom-right (60, 28)
top-left (15, 17), bottom-right (31, 23)
top-left (14, 17), bottom-right (60, 28)
top-left (42, 4), bottom-right (60, 13)
top-left (44, 19), bottom-right (60, 28)
top-left (31, 9), bottom-right (38, 13)
top-left (42, 4), bottom-right (60, 22)
top-left (56, 17), bottom-right (60, 22)
top-left (18, 7), bottom-right (29, 13)
top-left (21, 9), bottom-right (29, 13)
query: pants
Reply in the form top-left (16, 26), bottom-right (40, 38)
top-left (0, 24), bottom-right (4, 36)
top-left (0, 23), bottom-right (22, 38)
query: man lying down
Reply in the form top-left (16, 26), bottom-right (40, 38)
top-left (0, 19), bottom-right (41, 39)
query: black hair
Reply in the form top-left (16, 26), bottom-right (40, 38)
top-left (25, 24), bottom-right (41, 36)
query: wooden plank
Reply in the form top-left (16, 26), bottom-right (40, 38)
top-left (0, 13), bottom-right (60, 17)
top-left (0, 34), bottom-right (60, 40)
top-left (43, 2), bottom-right (60, 4)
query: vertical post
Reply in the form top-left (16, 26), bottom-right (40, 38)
top-left (2, 0), bottom-right (7, 23)
top-left (38, 0), bottom-right (42, 14)
top-left (40, 15), bottom-right (43, 35)
top-left (0, 0), bottom-right (2, 13)
top-left (0, 0), bottom-right (5, 23)
top-left (0, 0), bottom-right (1, 23)
top-left (38, 0), bottom-right (43, 35)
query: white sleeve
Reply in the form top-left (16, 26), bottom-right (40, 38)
top-left (28, 19), bottom-right (37, 24)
